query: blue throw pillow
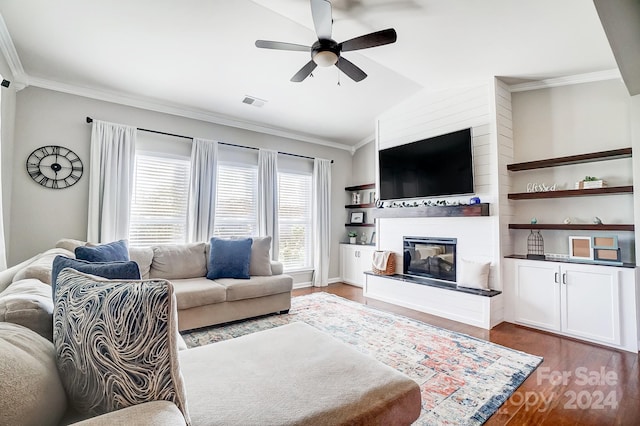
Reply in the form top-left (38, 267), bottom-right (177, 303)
top-left (51, 256), bottom-right (141, 299)
top-left (207, 237), bottom-right (252, 280)
top-left (75, 240), bottom-right (129, 262)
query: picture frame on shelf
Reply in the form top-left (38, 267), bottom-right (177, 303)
top-left (350, 211), bottom-right (365, 224)
top-left (592, 236), bottom-right (623, 265)
top-left (569, 236), bottom-right (593, 261)
top-left (370, 231), bottom-right (376, 245)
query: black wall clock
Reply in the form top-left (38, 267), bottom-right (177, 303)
top-left (26, 145), bottom-right (83, 189)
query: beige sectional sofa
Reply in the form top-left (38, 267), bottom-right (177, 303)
top-left (2, 239), bottom-right (294, 331)
top-left (0, 241), bottom-right (422, 425)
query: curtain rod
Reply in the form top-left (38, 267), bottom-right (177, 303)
top-left (86, 116), bottom-right (333, 163)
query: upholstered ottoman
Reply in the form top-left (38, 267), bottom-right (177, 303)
top-left (180, 322), bottom-right (421, 425)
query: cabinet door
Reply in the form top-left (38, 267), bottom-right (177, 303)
top-left (514, 261), bottom-right (561, 331)
top-left (561, 264), bottom-right (621, 345)
top-left (340, 245), bottom-right (360, 285)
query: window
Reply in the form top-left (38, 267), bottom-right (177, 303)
top-left (214, 163), bottom-right (258, 238)
top-left (129, 154), bottom-right (191, 246)
top-left (278, 171), bottom-right (312, 270)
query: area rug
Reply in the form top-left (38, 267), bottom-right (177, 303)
top-left (182, 292), bottom-right (542, 425)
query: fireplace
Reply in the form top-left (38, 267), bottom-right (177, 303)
top-left (403, 236), bottom-right (457, 283)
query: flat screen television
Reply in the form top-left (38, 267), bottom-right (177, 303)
top-left (378, 128), bottom-right (474, 200)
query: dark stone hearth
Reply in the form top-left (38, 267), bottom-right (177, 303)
top-left (365, 272), bottom-right (501, 297)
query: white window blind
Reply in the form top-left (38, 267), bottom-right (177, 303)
top-left (129, 154), bottom-right (190, 246)
top-left (214, 163), bottom-right (258, 238)
top-left (278, 171), bottom-right (312, 270)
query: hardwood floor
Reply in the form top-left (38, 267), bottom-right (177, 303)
top-left (293, 283), bottom-right (640, 425)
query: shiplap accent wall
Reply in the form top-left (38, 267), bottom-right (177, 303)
top-left (376, 82), bottom-right (503, 291)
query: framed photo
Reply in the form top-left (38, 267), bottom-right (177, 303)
top-left (370, 231), bottom-right (376, 245)
top-left (569, 236), bottom-right (593, 261)
top-left (592, 235), bottom-right (622, 264)
top-left (350, 211), bottom-right (365, 224)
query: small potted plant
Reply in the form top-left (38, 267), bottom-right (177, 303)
top-left (348, 231), bottom-right (358, 244)
top-left (576, 175), bottom-right (605, 189)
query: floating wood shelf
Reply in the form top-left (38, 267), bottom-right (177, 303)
top-left (345, 203), bottom-right (376, 208)
top-left (345, 223), bottom-right (376, 227)
top-left (507, 148), bottom-right (632, 171)
top-left (371, 203), bottom-right (489, 219)
top-left (345, 183), bottom-right (375, 191)
top-left (509, 224), bottom-right (634, 231)
top-left (508, 186), bottom-right (633, 200)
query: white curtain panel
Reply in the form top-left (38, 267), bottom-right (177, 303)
top-left (312, 158), bottom-right (331, 287)
top-left (87, 120), bottom-right (136, 243)
top-left (258, 149), bottom-right (279, 259)
top-left (187, 138), bottom-right (218, 243)
top-left (0, 85), bottom-right (6, 270)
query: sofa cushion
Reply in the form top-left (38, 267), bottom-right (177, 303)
top-left (70, 401), bottom-right (187, 426)
top-left (171, 278), bottom-right (227, 309)
top-left (207, 237), bottom-right (252, 280)
top-left (0, 322), bottom-right (68, 426)
top-left (250, 236), bottom-right (273, 276)
top-left (51, 256), bottom-right (141, 299)
top-left (215, 275), bottom-right (293, 302)
top-left (53, 269), bottom-right (190, 422)
top-left (75, 239), bottom-right (129, 262)
top-left (55, 238), bottom-right (88, 252)
top-left (0, 279), bottom-right (54, 340)
top-left (13, 248), bottom-right (75, 285)
top-left (149, 243), bottom-right (207, 279)
top-left (128, 246), bottom-right (154, 279)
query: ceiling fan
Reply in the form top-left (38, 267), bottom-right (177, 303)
top-left (255, 0), bottom-right (397, 83)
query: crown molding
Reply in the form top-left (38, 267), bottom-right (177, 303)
top-left (25, 76), bottom-right (355, 152)
top-left (509, 69), bottom-right (622, 92)
top-left (353, 133), bottom-right (375, 153)
top-left (0, 13), bottom-right (27, 89)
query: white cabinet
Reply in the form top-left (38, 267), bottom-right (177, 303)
top-left (509, 258), bottom-right (636, 351)
top-left (340, 244), bottom-right (376, 287)
top-left (514, 261), bottom-right (561, 331)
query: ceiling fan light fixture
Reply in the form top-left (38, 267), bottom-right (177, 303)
top-left (313, 50), bottom-right (338, 67)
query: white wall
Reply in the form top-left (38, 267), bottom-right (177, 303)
top-left (0, 53), bottom-right (15, 255)
top-left (10, 87), bottom-right (352, 283)
top-left (376, 82), bottom-right (502, 290)
top-left (351, 141), bottom-right (376, 187)
top-left (511, 79), bottom-right (635, 261)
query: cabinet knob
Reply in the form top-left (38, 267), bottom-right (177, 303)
top-left (554, 272), bottom-right (559, 283)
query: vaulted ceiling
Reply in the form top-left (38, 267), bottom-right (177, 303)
top-left (0, 0), bottom-right (619, 149)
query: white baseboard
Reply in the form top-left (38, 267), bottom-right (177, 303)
top-left (293, 276), bottom-right (341, 289)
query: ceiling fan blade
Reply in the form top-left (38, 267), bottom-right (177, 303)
top-left (339, 28), bottom-right (397, 52)
top-left (255, 40), bottom-right (311, 52)
top-left (291, 60), bottom-right (318, 82)
top-left (311, 0), bottom-right (332, 40)
top-left (336, 57), bottom-right (367, 82)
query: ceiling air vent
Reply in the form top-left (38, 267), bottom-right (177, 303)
top-left (242, 95), bottom-right (267, 108)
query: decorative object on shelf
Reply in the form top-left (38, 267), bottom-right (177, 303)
top-left (349, 211), bottom-right (364, 224)
top-left (370, 231), bottom-right (376, 245)
top-left (593, 216), bottom-right (603, 224)
top-left (530, 217), bottom-right (538, 224)
top-left (563, 217), bottom-right (572, 224)
top-left (526, 230), bottom-right (545, 260)
top-left (351, 192), bottom-right (361, 204)
top-left (369, 192), bottom-right (376, 203)
top-left (372, 251), bottom-right (395, 275)
top-left (360, 232), bottom-right (367, 244)
top-left (26, 145), bottom-right (83, 189)
top-left (348, 231), bottom-right (357, 244)
top-left (569, 236), bottom-right (593, 261)
top-left (592, 236), bottom-right (623, 265)
top-left (469, 196), bottom-right (481, 205)
top-left (575, 176), bottom-right (605, 189)
top-left (375, 199), bottom-right (384, 208)
top-left (526, 183), bottom-right (557, 192)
